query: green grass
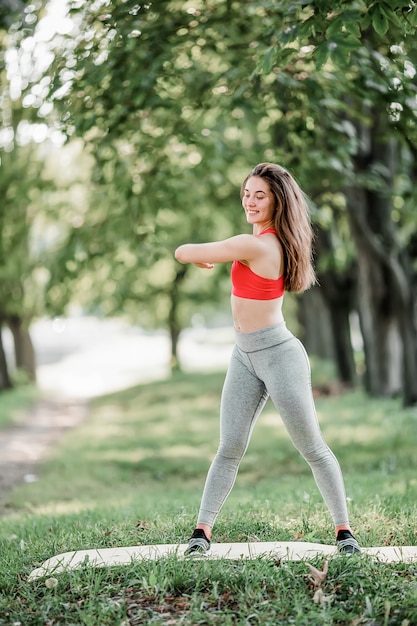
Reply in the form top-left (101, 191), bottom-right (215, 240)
top-left (0, 383), bottom-right (40, 429)
top-left (1, 369), bottom-right (417, 624)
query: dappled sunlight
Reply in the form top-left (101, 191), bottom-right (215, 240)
top-left (321, 423), bottom-right (382, 445)
top-left (21, 493), bottom-right (143, 519)
top-left (93, 405), bottom-right (126, 422)
top-left (383, 477), bottom-right (417, 497)
top-left (90, 448), bottom-right (148, 463)
top-left (82, 422), bottom-right (130, 441)
top-left (87, 394), bottom-right (221, 450)
top-left (259, 409), bottom-right (287, 429)
top-left (90, 444), bottom-right (212, 464)
top-left (163, 444), bottom-right (212, 459)
top-left (32, 500), bottom-right (103, 517)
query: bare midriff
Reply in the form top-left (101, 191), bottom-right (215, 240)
top-left (231, 294), bottom-right (285, 333)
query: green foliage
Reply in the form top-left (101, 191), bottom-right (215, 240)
top-left (2, 0), bottom-right (417, 382)
top-left (0, 146), bottom-right (49, 321)
top-left (254, 0), bottom-right (417, 69)
top-left (38, 1), bottom-right (265, 328)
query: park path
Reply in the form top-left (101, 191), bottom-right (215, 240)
top-left (0, 398), bottom-right (88, 510)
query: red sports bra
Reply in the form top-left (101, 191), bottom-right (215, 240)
top-left (231, 229), bottom-right (285, 300)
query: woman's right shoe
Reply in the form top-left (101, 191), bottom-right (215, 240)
top-left (336, 530), bottom-right (361, 555)
top-left (184, 529), bottom-right (211, 555)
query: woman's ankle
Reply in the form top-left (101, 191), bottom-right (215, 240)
top-left (196, 524), bottom-right (212, 540)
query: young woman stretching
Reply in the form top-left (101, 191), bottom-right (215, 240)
top-left (175, 162), bottom-right (361, 556)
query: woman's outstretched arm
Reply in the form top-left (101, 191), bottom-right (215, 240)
top-left (175, 234), bottom-right (265, 267)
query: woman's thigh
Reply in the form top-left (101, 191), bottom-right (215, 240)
top-left (252, 338), bottom-right (325, 453)
top-left (219, 346), bottom-right (268, 457)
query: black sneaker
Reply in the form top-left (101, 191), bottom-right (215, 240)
top-left (184, 529), bottom-right (211, 555)
top-left (336, 530), bottom-right (361, 555)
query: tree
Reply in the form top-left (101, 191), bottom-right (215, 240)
top-left (0, 143), bottom-right (54, 385)
top-left (0, 0), bottom-right (77, 388)
top-left (253, 0), bottom-right (417, 403)
top-left (0, 2), bottom-right (43, 387)
top-left (23, 0), bottom-right (417, 404)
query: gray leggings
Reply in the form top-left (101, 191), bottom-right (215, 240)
top-left (197, 322), bottom-right (350, 529)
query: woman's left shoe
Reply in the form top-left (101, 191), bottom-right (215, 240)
top-left (184, 529), bottom-right (211, 555)
top-left (336, 530), bottom-right (361, 555)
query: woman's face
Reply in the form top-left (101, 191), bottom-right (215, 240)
top-left (242, 176), bottom-right (276, 227)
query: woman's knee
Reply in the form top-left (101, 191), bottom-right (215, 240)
top-left (300, 443), bottom-right (334, 466)
top-left (217, 440), bottom-right (247, 460)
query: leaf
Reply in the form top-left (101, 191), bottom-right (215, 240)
top-left (313, 42), bottom-right (329, 70)
top-left (329, 44), bottom-right (351, 67)
top-left (361, 11), bottom-right (372, 30)
top-left (313, 588), bottom-right (333, 605)
top-left (276, 47), bottom-right (298, 65)
top-left (407, 6), bottom-right (417, 28)
top-left (372, 8), bottom-right (389, 37)
top-left (306, 558), bottom-right (328, 587)
top-left (326, 15), bottom-right (344, 39)
top-left (344, 20), bottom-right (362, 39)
top-left (261, 46), bottom-right (275, 74)
top-left (336, 35), bottom-right (362, 51)
top-left (136, 519), bottom-right (151, 530)
top-left (378, 2), bottom-right (402, 28)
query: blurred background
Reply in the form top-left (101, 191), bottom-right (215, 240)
top-left (3, 316), bottom-right (234, 398)
top-left (1, 0), bottom-right (416, 406)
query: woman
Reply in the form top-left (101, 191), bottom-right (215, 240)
top-left (175, 162), bottom-right (360, 556)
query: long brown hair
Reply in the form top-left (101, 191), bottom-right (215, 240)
top-left (241, 163), bottom-right (316, 293)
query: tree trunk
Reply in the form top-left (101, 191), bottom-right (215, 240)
top-left (310, 226), bottom-right (358, 385)
top-left (168, 265), bottom-right (187, 371)
top-left (347, 112), bottom-right (417, 405)
top-left (326, 298), bottom-right (357, 385)
top-left (7, 315), bottom-right (37, 382)
top-left (351, 217), bottom-right (403, 396)
top-left (298, 288), bottom-right (334, 360)
top-left (0, 327), bottom-right (12, 391)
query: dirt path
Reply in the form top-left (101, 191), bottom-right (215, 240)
top-left (0, 398), bottom-right (88, 511)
